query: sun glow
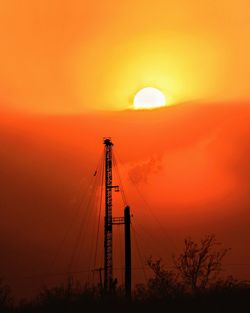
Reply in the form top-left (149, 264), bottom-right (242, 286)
top-left (133, 87), bottom-right (167, 110)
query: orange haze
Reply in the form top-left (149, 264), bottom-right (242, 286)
top-left (0, 0), bottom-right (250, 299)
top-left (0, 102), bottom-right (250, 297)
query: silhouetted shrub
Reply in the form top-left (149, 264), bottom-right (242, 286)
top-left (8, 235), bottom-right (250, 313)
top-left (0, 279), bottom-right (12, 312)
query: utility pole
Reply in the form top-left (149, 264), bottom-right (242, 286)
top-left (124, 205), bottom-right (132, 298)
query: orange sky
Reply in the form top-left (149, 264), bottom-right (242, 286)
top-left (1, 0), bottom-right (250, 113)
top-left (1, 103), bottom-right (250, 298)
top-left (0, 0), bottom-right (250, 299)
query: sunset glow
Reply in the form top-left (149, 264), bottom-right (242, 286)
top-left (133, 87), bottom-right (166, 110)
top-left (0, 0), bottom-right (250, 303)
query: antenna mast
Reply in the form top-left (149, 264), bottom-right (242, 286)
top-left (103, 138), bottom-right (131, 297)
top-left (103, 138), bottom-right (115, 292)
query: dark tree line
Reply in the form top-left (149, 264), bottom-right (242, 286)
top-left (1, 235), bottom-right (250, 312)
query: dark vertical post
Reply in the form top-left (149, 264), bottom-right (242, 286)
top-left (98, 268), bottom-right (103, 291)
top-left (124, 205), bottom-right (131, 298)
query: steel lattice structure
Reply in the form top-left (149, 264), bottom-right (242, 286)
top-left (103, 138), bottom-right (131, 296)
top-left (103, 138), bottom-right (113, 292)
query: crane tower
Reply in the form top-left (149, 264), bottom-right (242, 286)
top-left (103, 138), bottom-right (131, 297)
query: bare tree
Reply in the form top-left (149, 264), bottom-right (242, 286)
top-left (174, 234), bottom-right (229, 292)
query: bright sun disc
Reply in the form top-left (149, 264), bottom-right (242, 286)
top-left (133, 87), bottom-right (166, 110)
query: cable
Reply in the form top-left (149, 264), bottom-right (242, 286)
top-left (113, 151), bottom-right (127, 206)
top-left (118, 221), bottom-right (124, 285)
top-left (73, 164), bottom-right (101, 275)
top-left (86, 155), bottom-right (104, 283)
top-left (47, 164), bottom-right (100, 278)
top-left (130, 211), bottom-right (155, 260)
top-left (114, 150), bottom-right (178, 263)
top-left (134, 182), bottom-right (178, 254)
top-left (92, 152), bottom-right (105, 283)
top-left (6, 267), bottom-right (153, 284)
top-left (131, 223), bottom-right (148, 283)
top-left (66, 149), bottom-right (104, 274)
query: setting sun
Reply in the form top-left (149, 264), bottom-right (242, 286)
top-left (133, 87), bottom-right (166, 110)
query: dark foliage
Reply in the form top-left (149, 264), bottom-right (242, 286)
top-left (4, 235), bottom-right (250, 312)
top-left (0, 279), bottom-right (12, 312)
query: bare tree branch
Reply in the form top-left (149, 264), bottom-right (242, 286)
top-left (174, 234), bottom-right (229, 292)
